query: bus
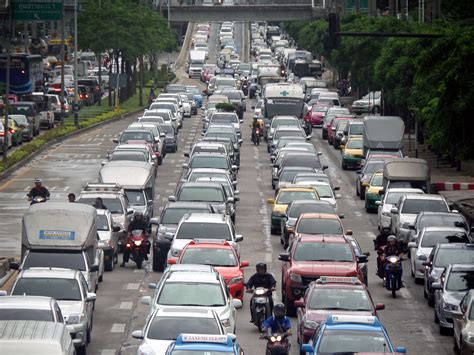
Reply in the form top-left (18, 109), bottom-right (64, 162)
top-left (0, 54), bottom-right (44, 95)
top-left (47, 38), bottom-right (72, 63)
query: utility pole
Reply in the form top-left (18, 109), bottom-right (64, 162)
top-left (60, 5), bottom-right (65, 124)
top-left (167, 0), bottom-right (171, 28)
top-left (98, 0), bottom-right (102, 106)
top-left (3, 1), bottom-right (12, 161)
top-left (73, 0), bottom-right (79, 127)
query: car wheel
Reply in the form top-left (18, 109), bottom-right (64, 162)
top-left (360, 187), bottom-right (365, 200)
top-left (284, 295), bottom-right (296, 317)
top-left (440, 325), bottom-right (451, 336)
top-left (158, 156), bottom-right (163, 165)
top-left (428, 292), bottom-right (435, 307)
top-left (415, 277), bottom-right (424, 285)
top-left (424, 286), bottom-right (428, 299)
top-left (76, 344), bottom-right (86, 355)
top-left (342, 162), bottom-right (347, 170)
top-left (105, 260), bottom-right (113, 272)
top-left (434, 308), bottom-right (439, 324)
top-left (152, 256), bottom-right (165, 272)
top-left (86, 326), bottom-right (91, 344)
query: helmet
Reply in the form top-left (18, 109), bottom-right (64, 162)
top-left (134, 211), bottom-right (144, 219)
top-left (34, 178), bottom-right (42, 184)
top-left (274, 303), bottom-right (286, 318)
top-left (387, 235), bottom-right (397, 243)
top-left (256, 262), bottom-right (267, 273)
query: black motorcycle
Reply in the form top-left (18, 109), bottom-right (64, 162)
top-left (248, 287), bottom-right (271, 332)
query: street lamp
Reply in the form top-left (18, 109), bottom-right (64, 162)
top-left (73, 0), bottom-right (79, 126)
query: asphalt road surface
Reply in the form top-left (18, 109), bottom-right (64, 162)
top-left (0, 22), bottom-right (455, 355)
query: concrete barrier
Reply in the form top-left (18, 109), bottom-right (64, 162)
top-left (0, 258), bottom-right (17, 293)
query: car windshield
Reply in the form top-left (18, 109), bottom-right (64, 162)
top-left (421, 231), bottom-right (469, 247)
top-left (280, 170), bottom-right (308, 183)
top-left (179, 187), bottom-right (224, 203)
top-left (147, 316), bottom-right (221, 340)
top-left (312, 185), bottom-right (334, 198)
top-left (401, 199), bottom-right (448, 214)
top-left (309, 288), bottom-right (372, 311)
top-left (11, 115), bottom-right (28, 125)
top-left (289, 203), bottom-right (334, 218)
top-left (371, 175), bottom-right (383, 187)
top-left (12, 278), bottom-right (82, 301)
top-left (205, 132), bottom-right (237, 143)
top-left (274, 130), bottom-right (304, 140)
top-left (125, 190), bottom-right (146, 206)
top-left (386, 192), bottom-right (409, 204)
top-left (446, 271), bottom-right (474, 292)
top-left (189, 171), bottom-right (227, 182)
top-left (120, 131), bottom-right (153, 144)
top-left (435, 249), bottom-right (474, 267)
top-left (96, 215), bottom-right (109, 231)
top-left (190, 156), bottom-right (229, 170)
top-left (346, 139), bottom-right (362, 149)
top-left (77, 197), bottom-right (124, 214)
top-left (318, 329), bottom-right (387, 353)
top-left (110, 151), bottom-right (147, 162)
top-left (161, 208), bottom-right (208, 224)
top-left (23, 251), bottom-right (86, 271)
top-left (159, 124), bottom-right (174, 134)
top-left (181, 248), bottom-right (237, 267)
top-left (277, 191), bottom-right (317, 204)
top-left (282, 156), bottom-right (322, 170)
top-left (186, 87), bottom-right (201, 95)
top-left (140, 117), bottom-right (165, 124)
top-left (349, 124), bottom-right (364, 135)
top-left (157, 282), bottom-right (225, 306)
top-left (272, 119), bottom-right (299, 128)
top-left (296, 218), bottom-right (343, 235)
top-left (211, 114), bottom-right (238, 124)
top-left (0, 309), bottom-right (54, 321)
top-left (176, 223), bottom-right (231, 240)
top-left (419, 215), bottom-right (468, 231)
top-left (363, 161), bottom-right (384, 174)
top-left (215, 78), bottom-right (235, 87)
top-left (294, 242), bottom-right (353, 262)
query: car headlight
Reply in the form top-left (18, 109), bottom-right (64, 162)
top-left (98, 239), bottom-right (112, 248)
top-left (221, 318), bottom-right (231, 328)
top-left (171, 248), bottom-right (181, 257)
top-left (304, 319), bottom-right (319, 330)
top-left (228, 276), bottom-right (243, 285)
top-left (67, 313), bottom-right (85, 325)
top-left (442, 301), bottom-right (458, 312)
top-left (290, 273), bottom-right (302, 283)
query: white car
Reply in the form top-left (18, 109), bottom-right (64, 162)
top-left (351, 91), bottom-right (382, 114)
top-left (376, 188), bottom-right (424, 231)
top-left (294, 180), bottom-right (340, 210)
top-left (132, 307), bottom-right (226, 354)
top-left (179, 94), bottom-right (192, 117)
top-left (141, 271), bottom-right (242, 333)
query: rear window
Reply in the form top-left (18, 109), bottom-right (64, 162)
top-left (161, 208), bottom-right (209, 224)
top-left (296, 218), bottom-right (343, 235)
top-left (402, 199), bottom-right (448, 214)
top-left (179, 187), bottom-right (224, 203)
top-left (176, 222), bottom-right (231, 240)
top-left (434, 249), bottom-right (474, 267)
top-left (420, 231), bottom-right (469, 247)
top-left (289, 203), bottom-right (334, 218)
top-left (294, 242), bottom-right (353, 262)
top-left (446, 271), bottom-right (474, 292)
top-left (0, 309), bottom-right (54, 322)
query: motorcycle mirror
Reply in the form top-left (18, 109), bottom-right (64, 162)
top-left (294, 299), bottom-right (305, 308)
top-left (375, 303), bottom-right (385, 311)
top-left (395, 347), bottom-right (407, 354)
top-left (132, 330), bottom-right (144, 340)
top-left (345, 230), bottom-right (353, 236)
top-left (240, 260), bottom-right (250, 268)
top-left (167, 259), bottom-right (177, 265)
top-left (9, 261), bottom-right (20, 270)
top-left (90, 264), bottom-right (99, 272)
top-left (278, 253), bottom-right (290, 262)
top-left (333, 186), bottom-right (340, 191)
top-left (141, 296), bottom-right (152, 306)
top-left (233, 299), bottom-right (243, 309)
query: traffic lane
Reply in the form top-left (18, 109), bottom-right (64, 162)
top-left (0, 114), bottom-right (140, 259)
top-left (311, 129), bottom-right (454, 354)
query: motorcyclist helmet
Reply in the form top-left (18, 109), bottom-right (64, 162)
top-left (387, 235), bottom-right (397, 243)
top-left (134, 211), bottom-right (144, 220)
top-left (256, 262), bottom-right (267, 274)
top-left (274, 302), bottom-right (286, 318)
top-left (34, 178), bottom-right (42, 184)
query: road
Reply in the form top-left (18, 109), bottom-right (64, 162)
top-left (0, 22), bottom-right (455, 355)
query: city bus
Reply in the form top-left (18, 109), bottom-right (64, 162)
top-left (0, 54), bottom-right (44, 95)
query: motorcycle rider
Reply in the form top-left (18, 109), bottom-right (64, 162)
top-left (246, 263), bottom-right (276, 322)
top-left (377, 235), bottom-right (403, 281)
top-left (250, 117), bottom-right (262, 143)
top-left (121, 211), bottom-right (149, 267)
top-left (27, 178), bottom-right (50, 202)
top-left (68, 193), bottom-right (76, 203)
top-left (261, 302), bottom-right (292, 340)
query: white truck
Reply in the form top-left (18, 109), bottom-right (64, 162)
top-left (188, 50), bottom-right (206, 79)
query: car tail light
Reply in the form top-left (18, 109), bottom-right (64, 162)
top-left (0, 132), bottom-right (4, 136)
top-left (9, 129), bottom-right (15, 134)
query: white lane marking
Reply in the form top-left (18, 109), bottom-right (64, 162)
top-left (354, 211), bottom-right (363, 217)
top-left (63, 186), bottom-right (69, 191)
top-left (170, 160), bottom-right (175, 164)
top-left (110, 323), bottom-right (126, 333)
top-left (119, 301), bottom-right (133, 310)
top-left (421, 327), bottom-right (436, 343)
top-left (168, 182), bottom-right (175, 186)
top-left (399, 288), bottom-right (414, 300)
top-left (100, 350), bottom-right (116, 355)
top-left (173, 169), bottom-right (181, 173)
top-left (126, 283), bottom-right (140, 290)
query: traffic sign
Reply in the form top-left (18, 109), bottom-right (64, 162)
top-left (12, 1), bottom-right (63, 21)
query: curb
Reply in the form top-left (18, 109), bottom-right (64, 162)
top-left (0, 107), bottom-right (144, 182)
top-left (174, 22), bottom-right (195, 70)
top-left (434, 182), bottom-right (474, 192)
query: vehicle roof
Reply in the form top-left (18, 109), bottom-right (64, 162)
top-left (166, 264), bottom-right (217, 273)
top-left (386, 188), bottom-right (425, 193)
top-left (0, 296), bottom-right (54, 310)
top-left (290, 199), bottom-right (332, 206)
top-left (297, 235), bottom-right (349, 243)
top-left (180, 182), bottom-right (226, 189)
top-left (278, 186), bottom-right (317, 192)
top-left (421, 226), bottom-right (467, 233)
top-left (18, 267), bottom-right (79, 279)
top-left (100, 162), bottom-right (153, 187)
top-left (384, 158), bottom-right (430, 181)
top-left (166, 271), bottom-right (221, 283)
top-left (183, 213), bottom-right (227, 223)
top-left (299, 213), bottom-right (340, 220)
top-left (165, 201), bottom-right (212, 209)
top-left (0, 320), bottom-right (69, 343)
top-left (153, 307), bottom-right (216, 318)
top-left (403, 194), bottom-right (444, 201)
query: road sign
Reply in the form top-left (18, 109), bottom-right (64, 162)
top-left (12, 1), bottom-right (63, 21)
top-left (109, 74), bottom-right (128, 89)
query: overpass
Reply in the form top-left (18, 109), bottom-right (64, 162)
top-left (167, 1), bottom-right (328, 22)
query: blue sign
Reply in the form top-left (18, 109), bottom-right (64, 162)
top-left (39, 230), bottom-right (76, 241)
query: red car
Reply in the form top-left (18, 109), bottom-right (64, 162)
top-left (304, 105), bottom-right (329, 128)
top-left (294, 276), bottom-right (385, 346)
top-left (169, 240), bottom-right (249, 300)
top-left (327, 115), bottom-right (354, 144)
top-left (279, 235), bottom-right (367, 315)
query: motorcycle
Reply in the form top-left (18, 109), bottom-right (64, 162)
top-left (29, 196), bottom-right (48, 205)
top-left (125, 230), bottom-right (149, 269)
top-left (260, 333), bottom-right (290, 355)
top-left (384, 255), bottom-right (403, 298)
top-left (253, 127), bottom-right (261, 146)
top-left (248, 287), bottom-right (271, 331)
top-left (242, 82), bottom-right (249, 96)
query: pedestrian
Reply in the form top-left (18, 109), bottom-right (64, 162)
top-left (68, 193), bottom-right (76, 203)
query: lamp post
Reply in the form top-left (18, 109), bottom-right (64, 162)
top-left (73, 0), bottom-right (79, 126)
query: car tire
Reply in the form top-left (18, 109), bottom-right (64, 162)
top-left (415, 277), bottom-right (424, 285)
top-left (283, 294), bottom-right (296, 317)
top-left (105, 260), bottom-right (113, 272)
top-left (76, 344), bottom-right (86, 355)
top-left (360, 188), bottom-right (365, 200)
top-left (152, 257), bottom-right (165, 272)
top-left (428, 292), bottom-right (435, 307)
top-left (270, 225), bottom-right (279, 235)
top-left (424, 287), bottom-right (428, 299)
top-left (356, 184), bottom-right (360, 196)
top-left (342, 162), bottom-right (347, 170)
top-left (158, 156), bottom-right (163, 165)
top-left (434, 308), bottom-right (439, 324)
top-left (440, 325), bottom-right (451, 336)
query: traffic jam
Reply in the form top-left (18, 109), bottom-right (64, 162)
top-left (0, 20), bottom-right (474, 355)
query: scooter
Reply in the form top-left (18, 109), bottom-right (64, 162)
top-left (29, 196), bottom-right (48, 205)
top-left (384, 255), bottom-right (403, 298)
top-left (261, 333), bottom-right (290, 355)
top-left (242, 83), bottom-right (249, 96)
top-left (125, 230), bottom-right (149, 269)
top-left (253, 127), bottom-right (261, 146)
top-left (248, 287), bottom-right (271, 332)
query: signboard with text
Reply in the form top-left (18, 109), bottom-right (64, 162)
top-left (12, 1), bottom-right (63, 21)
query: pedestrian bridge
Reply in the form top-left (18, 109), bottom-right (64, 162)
top-left (168, 0), bottom-right (327, 22)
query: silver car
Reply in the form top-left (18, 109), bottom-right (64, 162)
top-left (433, 264), bottom-right (474, 334)
top-left (0, 295), bottom-right (64, 323)
top-left (453, 289), bottom-right (474, 354)
top-left (96, 209), bottom-right (121, 271)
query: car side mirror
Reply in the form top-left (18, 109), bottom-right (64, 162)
top-left (240, 260), bottom-right (250, 267)
top-left (112, 138), bottom-right (119, 143)
top-left (148, 283), bottom-right (157, 289)
top-left (375, 303), bottom-right (385, 311)
top-left (345, 230), bottom-right (353, 236)
top-left (235, 234), bottom-right (243, 242)
top-left (305, 135), bottom-right (312, 140)
top-left (301, 344), bottom-right (314, 353)
top-left (294, 299), bottom-right (305, 308)
top-left (267, 198), bottom-right (275, 205)
top-left (182, 163), bottom-right (188, 169)
top-left (168, 195), bottom-right (176, 202)
top-left (375, 200), bottom-right (382, 206)
top-left (251, 105), bottom-right (255, 109)
top-left (408, 224), bottom-right (415, 230)
top-left (184, 152), bottom-right (190, 158)
top-left (140, 296), bottom-right (152, 306)
top-left (233, 299), bottom-right (243, 309)
top-left (322, 165), bottom-right (328, 170)
top-left (395, 347), bottom-right (407, 354)
top-left (101, 161), bottom-right (106, 167)
top-left (86, 292), bottom-right (97, 302)
top-left (407, 242), bottom-right (416, 249)
top-left (338, 214), bottom-right (345, 219)
top-left (160, 133), bottom-right (166, 138)
top-left (132, 330), bottom-right (144, 340)
top-left (126, 208), bottom-right (134, 215)
top-left (356, 169), bottom-right (362, 174)
top-left (279, 253), bottom-right (290, 262)
top-left (418, 254), bottom-right (427, 261)
top-left (390, 207), bottom-right (399, 214)
top-left (422, 261), bottom-right (431, 267)
top-left (90, 264), bottom-right (99, 272)
top-left (150, 217), bottom-right (159, 225)
top-left (112, 225), bottom-right (121, 232)
top-left (231, 165), bottom-right (239, 171)
top-left (333, 186), bottom-right (340, 191)
top-left (357, 255), bottom-right (368, 263)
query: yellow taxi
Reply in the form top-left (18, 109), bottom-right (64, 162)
top-left (341, 137), bottom-right (364, 170)
top-left (364, 170), bottom-right (384, 212)
top-left (267, 186), bottom-right (319, 235)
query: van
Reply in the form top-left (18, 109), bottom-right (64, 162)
top-left (14, 202), bottom-right (100, 293)
top-left (0, 320), bottom-right (75, 355)
top-left (382, 158), bottom-right (431, 193)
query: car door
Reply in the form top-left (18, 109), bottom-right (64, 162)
top-left (455, 293), bottom-right (471, 343)
top-left (391, 198), bottom-right (403, 235)
top-left (79, 273), bottom-right (93, 326)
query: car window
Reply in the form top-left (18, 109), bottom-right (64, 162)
top-left (446, 271), bottom-right (474, 292)
top-left (309, 288), bottom-right (371, 311)
top-left (296, 218), bottom-right (343, 235)
top-left (161, 208), bottom-right (208, 224)
top-left (176, 223), bottom-right (231, 240)
top-left (289, 203), bottom-right (334, 218)
top-left (401, 199), bottom-right (449, 214)
top-left (77, 197), bottom-right (124, 214)
top-left (419, 215), bottom-right (468, 231)
top-left (179, 187), bottom-right (224, 202)
top-left (346, 139), bottom-right (362, 149)
top-left (469, 301), bottom-right (474, 320)
top-left (434, 249), bottom-right (474, 267)
top-left (157, 282), bottom-right (225, 306)
top-left (277, 191), bottom-right (318, 204)
top-left (294, 242), bottom-right (353, 262)
top-left (146, 316), bottom-right (221, 340)
top-left (23, 252), bottom-right (86, 271)
top-left (97, 215), bottom-right (109, 231)
top-left (318, 329), bottom-right (387, 353)
top-left (12, 278), bottom-right (82, 301)
top-left (0, 309), bottom-right (54, 321)
top-left (181, 248), bottom-right (237, 267)
top-left (421, 231), bottom-right (469, 247)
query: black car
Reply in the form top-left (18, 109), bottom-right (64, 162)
top-left (151, 201), bottom-right (215, 271)
top-left (78, 78), bottom-right (101, 103)
top-left (10, 102), bottom-right (40, 136)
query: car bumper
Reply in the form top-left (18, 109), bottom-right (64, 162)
top-left (414, 259), bottom-right (425, 279)
top-left (67, 322), bottom-right (88, 347)
top-left (365, 193), bottom-right (381, 209)
top-left (438, 307), bottom-right (454, 329)
top-left (228, 282), bottom-right (245, 301)
top-left (343, 155), bottom-right (362, 167)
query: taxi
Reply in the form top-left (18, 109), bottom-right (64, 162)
top-left (295, 276), bottom-right (385, 346)
top-left (267, 186), bottom-right (319, 235)
top-left (170, 240), bottom-right (249, 300)
top-left (364, 169), bottom-right (384, 212)
top-left (341, 137), bottom-right (364, 170)
top-left (166, 334), bottom-right (245, 354)
top-left (301, 315), bottom-right (406, 354)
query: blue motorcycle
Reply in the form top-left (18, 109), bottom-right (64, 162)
top-left (385, 255), bottom-right (402, 298)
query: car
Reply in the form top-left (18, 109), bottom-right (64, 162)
top-left (292, 172), bottom-right (333, 190)
top-left (77, 85), bottom-right (94, 106)
top-left (293, 181), bottom-right (339, 211)
top-left (341, 137), bottom-right (364, 170)
top-left (77, 78), bottom-right (101, 103)
top-left (1, 118), bottom-right (23, 146)
top-left (0, 122), bottom-right (12, 149)
top-left (201, 136), bottom-right (240, 165)
top-left (281, 200), bottom-right (337, 248)
top-left (434, 264), bottom-right (474, 334)
top-left (96, 209), bottom-right (121, 271)
top-left (390, 193), bottom-right (450, 246)
top-left (293, 213), bottom-right (349, 239)
top-left (279, 235), bottom-right (367, 315)
top-left (184, 168), bottom-right (235, 188)
top-left (267, 116), bottom-right (302, 142)
top-left (424, 243), bottom-right (474, 307)
top-left (24, 93), bottom-right (55, 129)
top-left (132, 308), bottom-right (226, 354)
top-left (187, 142), bottom-right (228, 158)
top-left (10, 114), bottom-right (34, 141)
top-left (295, 276), bottom-right (384, 346)
top-left (356, 159), bottom-right (385, 199)
top-left (115, 129), bottom-right (163, 163)
top-left (127, 123), bottom-right (167, 163)
top-left (376, 188), bottom-right (425, 231)
top-left (205, 112), bottom-right (242, 138)
top-left (322, 107), bottom-right (350, 139)
top-left (327, 115), bottom-right (353, 145)
top-left (214, 89), bottom-right (246, 119)
top-left (267, 186), bottom-right (320, 235)
top-left (183, 153), bottom-right (238, 181)
top-left (142, 271), bottom-right (242, 333)
top-left (178, 94), bottom-right (192, 117)
top-left (275, 166), bottom-right (320, 191)
top-left (274, 153), bottom-right (327, 185)
top-left (172, 240), bottom-right (249, 300)
top-left (352, 91), bottom-right (382, 114)
top-left (268, 126), bottom-right (308, 154)
top-left (0, 296), bottom-right (64, 323)
top-left (332, 120), bottom-right (349, 149)
top-left (10, 268), bottom-right (96, 353)
top-left (453, 289), bottom-right (474, 354)
top-left (301, 314), bottom-right (406, 354)
top-left (111, 142), bottom-right (157, 174)
top-left (364, 170), bottom-right (384, 212)
top-left (167, 213), bottom-right (243, 263)
top-left (408, 227), bottom-right (471, 283)
top-left (165, 334), bottom-right (244, 354)
top-left (186, 85), bottom-right (204, 108)
top-left (159, 123), bottom-right (178, 153)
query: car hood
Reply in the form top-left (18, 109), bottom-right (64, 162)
top-left (140, 339), bottom-right (173, 354)
top-left (57, 300), bottom-right (83, 317)
top-left (98, 230), bottom-right (112, 241)
top-left (306, 309), bottom-right (373, 324)
top-left (417, 247), bottom-right (433, 257)
top-left (214, 266), bottom-right (242, 282)
top-left (292, 261), bottom-right (358, 275)
top-left (399, 214), bottom-right (417, 224)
